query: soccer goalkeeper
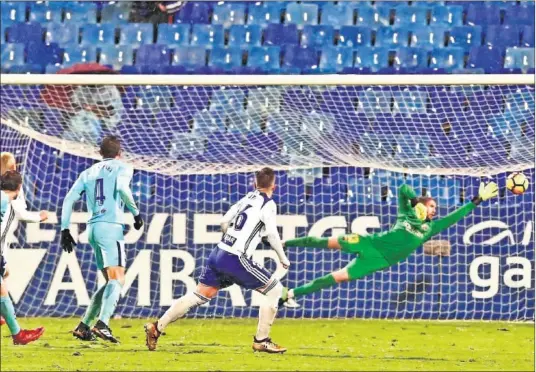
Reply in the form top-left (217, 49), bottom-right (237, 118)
top-left (279, 182), bottom-right (498, 305)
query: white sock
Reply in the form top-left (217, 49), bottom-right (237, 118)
top-left (288, 289), bottom-right (295, 299)
top-left (157, 292), bottom-right (209, 332)
top-left (255, 280), bottom-right (283, 341)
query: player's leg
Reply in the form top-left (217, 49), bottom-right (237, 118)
top-left (0, 262), bottom-right (7, 326)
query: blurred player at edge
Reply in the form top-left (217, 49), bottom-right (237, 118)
top-left (280, 182), bottom-right (498, 305)
top-left (145, 167), bottom-right (290, 354)
top-left (60, 136), bottom-right (144, 343)
top-left (1, 170), bottom-right (45, 344)
top-left (0, 152), bottom-right (48, 327)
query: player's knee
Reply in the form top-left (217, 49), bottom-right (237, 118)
top-left (264, 279), bottom-right (283, 305)
top-left (3, 267), bottom-right (9, 279)
top-left (196, 283), bottom-right (218, 299)
top-left (0, 282), bottom-right (8, 297)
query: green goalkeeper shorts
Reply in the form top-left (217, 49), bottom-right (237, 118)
top-left (337, 234), bottom-right (391, 280)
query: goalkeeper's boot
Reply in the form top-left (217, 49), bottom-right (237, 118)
top-left (92, 320), bottom-right (119, 343)
top-left (144, 322), bottom-right (161, 351)
top-left (73, 322), bottom-right (96, 341)
top-left (0, 316), bottom-right (5, 326)
top-left (278, 287), bottom-right (299, 308)
top-left (252, 337), bottom-right (287, 354)
top-left (12, 327), bottom-right (45, 345)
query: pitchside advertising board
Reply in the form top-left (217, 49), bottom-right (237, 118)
top-left (3, 201), bottom-right (534, 320)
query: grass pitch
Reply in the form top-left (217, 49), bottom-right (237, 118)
top-left (1, 317), bottom-right (534, 371)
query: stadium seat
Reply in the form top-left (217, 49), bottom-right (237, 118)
top-left (247, 46), bottom-right (281, 72)
top-left (521, 26), bottom-right (535, 47)
top-left (101, 3), bottom-right (131, 24)
top-left (228, 25), bottom-right (262, 48)
top-left (1, 2), bottom-right (27, 22)
top-left (448, 26), bottom-right (483, 51)
top-left (192, 110), bottom-right (225, 133)
top-left (246, 2), bottom-right (282, 26)
top-left (190, 25), bottom-right (224, 48)
top-left (430, 47), bottom-right (465, 71)
top-left (354, 47), bottom-right (389, 72)
top-left (63, 46), bottom-right (97, 66)
top-left (209, 47), bottom-right (243, 70)
top-left (375, 27), bottom-right (410, 48)
top-left (264, 24), bottom-right (299, 46)
top-left (285, 3), bottom-right (319, 28)
top-left (319, 47), bottom-right (353, 73)
top-left (26, 42), bottom-right (63, 67)
top-left (356, 5), bottom-right (391, 28)
top-left (136, 44), bottom-right (170, 66)
top-left (98, 45), bottom-right (134, 69)
top-left (6, 63), bottom-right (43, 74)
top-left (357, 90), bottom-right (392, 115)
top-left (28, 2), bottom-right (63, 23)
top-left (504, 4), bottom-right (535, 26)
top-left (301, 25), bottom-right (334, 48)
top-left (338, 26), bottom-right (372, 47)
top-left (394, 6), bottom-right (429, 26)
top-left (171, 46), bottom-right (207, 70)
top-left (46, 23), bottom-right (80, 47)
top-left (119, 23), bottom-right (154, 47)
top-left (80, 24), bottom-right (116, 46)
top-left (157, 24), bottom-right (190, 47)
top-left (212, 2), bottom-right (246, 27)
top-left (430, 5), bottom-right (463, 27)
top-left (393, 48), bottom-right (429, 70)
top-left (283, 46), bottom-right (319, 71)
top-left (392, 90), bottom-right (428, 115)
top-left (485, 25), bottom-right (519, 49)
top-left (64, 2), bottom-right (97, 24)
top-left (320, 4), bottom-right (353, 29)
top-left (410, 27), bottom-right (447, 50)
top-left (7, 22), bottom-right (43, 45)
top-left (468, 46), bottom-right (503, 73)
top-left (504, 47), bottom-right (535, 70)
top-left (1, 43), bottom-right (25, 71)
top-left (175, 2), bottom-right (212, 24)
top-left (45, 64), bottom-right (63, 74)
top-left (466, 3), bottom-right (502, 26)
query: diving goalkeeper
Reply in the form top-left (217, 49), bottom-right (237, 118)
top-left (279, 182), bottom-right (498, 304)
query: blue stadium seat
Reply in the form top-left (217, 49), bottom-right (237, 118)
top-left (430, 47), bottom-right (465, 71)
top-left (283, 46), bottom-right (319, 71)
top-left (357, 90), bottom-right (392, 115)
top-left (63, 46), bottom-right (97, 66)
top-left (466, 3), bottom-right (502, 26)
top-left (247, 46), bottom-right (281, 72)
top-left (28, 2), bottom-right (63, 23)
top-left (392, 90), bottom-right (428, 115)
top-left (26, 42), bottom-right (63, 67)
top-left (485, 25), bottom-right (519, 48)
top-left (1, 19), bottom-right (13, 43)
top-left (264, 24), bottom-right (299, 46)
top-left (301, 25), bottom-right (334, 48)
top-left (339, 26), bottom-right (372, 47)
top-left (7, 22), bottom-right (43, 45)
top-left (354, 47), bottom-right (389, 72)
top-left (504, 47), bottom-right (535, 70)
top-left (468, 46), bottom-right (503, 73)
top-left (246, 2), bottom-right (282, 26)
top-left (157, 24), bottom-right (190, 47)
top-left (448, 26), bottom-right (482, 51)
top-left (393, 48), bottom-right (429, 70)
top-left (1, 43), bottom-right (24, 71)
top-left (98, 45), bottom-right (134, 69)
top-left (410, 27), bottom-right (447, 50)
top-left (212, 2), bottom-right (246, 27)
top-left (521, 26), bottom-right (535, 47)
top-left (430, 5), bottom-right (463, 27)
top-left (119, 23), bottom-right (154, 47)
top-left (228, 25), bottom-right (262, 48)
top-left (190, 24), bottom-right (224, 48)
top-left (374, 1), bottom-right (410, 9)
top-left (319, 47), bottom-right (353, 73)
top-left (81, 24), bottom-right (116, 46)
top-left (101, 4), bottom-right (131, 24)
top-left (46, 23), bottom-right (80, 47)
top-left (171, 46), bottom-right (206, 70)
top-left (375, 27), bottom-right (410, 48)
top-left (356, 5), bottom-right (391, 28)
top-left (209, 47), bottom-right (243, 70)
top-left (175, 2), bottom-right (212, 24)
top-left (394, 6), bottom-right (429, 26)
top-left (285, 3), bottom-right (319, 28)
top-left (320, 4), bottom-right (353, 29)
top-left (6, 63), bottom-right (43, 74)
top-left (45, 64), bottom-right (63, 74)
top-left (192, 110), bottom-right (225, 133)
top-left (136, 44), bottom-right (170, 66)
top-left (504, 3), bottom-right (535, 26)
top-left (1, 2), bottom-right (27, 22)
top-left (64, 2), bottom-right (97, 24)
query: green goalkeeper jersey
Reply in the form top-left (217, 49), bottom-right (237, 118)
top-left (359, 184), bottom-right (476, 264)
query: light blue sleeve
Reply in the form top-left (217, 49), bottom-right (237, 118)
top-left (116, 165), bottom-right (139, 217)
top-left (61, 173), bottom-right (86, 230)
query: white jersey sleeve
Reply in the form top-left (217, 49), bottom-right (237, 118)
top-left (261, 200), bottom-right (289, 266)
top-left (9, 189), bottom-right (41, 223)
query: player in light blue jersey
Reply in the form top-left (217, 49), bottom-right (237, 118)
top-left (60, 136), bottom-right (143, 343)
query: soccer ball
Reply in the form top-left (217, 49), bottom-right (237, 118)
top-left (506, 172), bottom-right (529, 195)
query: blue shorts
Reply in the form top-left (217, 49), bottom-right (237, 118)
top-left (88, 222), bottom-right (126, 270)
top-left (199, 247), bottom-right (274, 293)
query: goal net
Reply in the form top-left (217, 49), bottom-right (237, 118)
top-left (1, 74), bottom-right (534, 321)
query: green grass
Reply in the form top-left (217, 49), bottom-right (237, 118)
top-left (1, 318), bottom-right (534, 371)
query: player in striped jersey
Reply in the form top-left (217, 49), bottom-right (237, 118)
top-left (1, 170), bottom-right (45, 345)
top-left (145, 167), bottom-right (290, 353)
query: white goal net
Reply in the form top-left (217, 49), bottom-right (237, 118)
top-left (0, 74), bottom-right (534, 321)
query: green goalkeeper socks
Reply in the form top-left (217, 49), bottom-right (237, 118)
top-left (285, 236), bottom-right (330, 249)
top-left (82, 285), bottom-right (106, 326)
top-left (293, 274), bottom-right (338, 298)
top-left (0, 295), bottom-right (21, 336)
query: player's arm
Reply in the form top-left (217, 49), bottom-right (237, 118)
top-left (220, 202), bottom-right (241, 233)
top-left (261, 201), bottom-right (290, 269)
top-left (398, 184), bottom-right (420, 215)
top-left (117, 166), bottom-right (143, 230)
top-left (60, 174), bottom-right (86, 253)
top-left (10, 197), bottom-right (46, 223)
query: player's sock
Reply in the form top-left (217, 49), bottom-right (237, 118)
top-left (157, 292), bottom-right (209, 333)
top-left (285, 236), bottom-right (329, 249)
top-left (98, 280), bottom-right (123, 326)
top-left (0, 295), bottom-right (21, 336)
top-left (256, 280), bottom-right (283, 340)
top-left (293, 274), bottom-right (337, 298)
top-left (82, 285), bottom-right (106, 326)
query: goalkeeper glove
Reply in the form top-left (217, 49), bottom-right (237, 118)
top-left (414, 203), bottom-right (428, 221)
top-left (472, 181), bottom-right (498, 205)
top-left (133, 214), bottom-right (144, 230)
top-left (61, 229), bottom-right (76, 253)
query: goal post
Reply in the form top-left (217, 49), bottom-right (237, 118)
top-left (1, 73), bottom-right (534, 321)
